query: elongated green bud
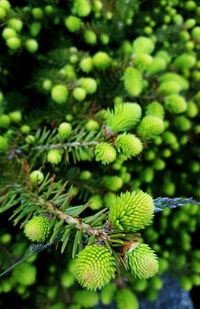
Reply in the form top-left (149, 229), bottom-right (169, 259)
top-left (164, 95), bottom-right (187, 114)
top-left (24, 216), bottom-right (50, 242)
top-left (160, 73), bottom-right (189, 90)
top-left (106, 103), bottom-right (142, 133)
top-left (101, 283), bottom-right (116, 305)
top-left (95, 142), bottom-right (116, 165)
top-left (72, 244), bottom-right (116, 290)
top-left (123, 67), bottom-right (143, 96)
top-left (109, 191), bottom-right (154, 232)
top-left (116, 288), bottom-right (139, 309)
top-left (138, 115), bottom-right (164, 139)
top-left (174, 53), bottom-right (196, 69)
top-left (103, 176), bottom-right (123, 191)
top-left (115, 133), bottom-right (143, 158)
top-left (126, 243), bottom-right (159, 279)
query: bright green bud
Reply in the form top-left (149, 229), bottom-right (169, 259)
top-left (85, 119), bottom-right (99, 131)
top-left (2, 27), bottom-right (16, 39)
top-left (88, 194), bottom-right (102, 210)
top-left (0, 136), bottom-right (8, 152)
top-left (138, 116), bottom-right (164, 139)
top-left (160, 73), bottom-right (189, 91)
top-left (133, 279), bottom-right (148, 292)
top-left (103, 192), bottom-right (117, 209)
top-left (123, 67), bottom-right (143, 96)
top-left (61, 272), bottom-right (75, 288)
top-left (80, 57), bottom-right (93, 73)
top-left (9, 110), bottom-right (22, 123)
top-left (73, 87), bottom-right (86, 101)
top-left (0, 0), bottom-right (10, 10)
top-left (95, 142), bottom-right (116, 165)
top-left (25, 39), bottom-right (38, 53)
top-left (147, 57), bottom-right (167, 75)
top-left (79, 77), bottom-right (97, 94)
top-left (24, 216), bottom-right (50, 242)
top-left (51, 85), bottom-right (68, 104)
top-left (133, 36), bottom-right (155, 55)
top-left (58, 122), bottom-right (72, 139)
top-left (126, 243), bottom-right (159, 279)
top-left (103, 176), bottom-right (123, 191)
top-left (150, 277), bottom-right (163, 290)
top-left (13, 263), bottom-right (36, 286)
top-left (163, 131), bottom-right (177, 144)
top-left (73, 290), bottom-right (99, 308)
top-left (80, 170), bottom-right (91, 180)
top-left (164, 94), bottom-right (187, 114)
top-left (174, 116), bottom-right (191, 131)
top-left (174, 53), bottom-right (196, 69)
top-left (0, 114), bottom-right (10, 128)
top-left (47, 149), bottom-right (62, 164)
top-left (30, 170), bottom-right (44, 185)
top-left (101, 283), bottom-right (116, 305)
top-left (187, 101), bottom-right (198, 118)
top-left (6, 37), bottom-right (21, 50)
top-left (146, 101), bottom-right (164, 119)
top-left (73, 0), bottom-right (91, 17)
top-left (134, 54), bottom-right (153, 71)
top-left (20, 124), bottom-right (31, 134)
top-left (158, 81), bottom-right (181, 95)
top-left (64, 16), bottom-right (82, 32)
top-left (72, 244), bottom-right (116, 290)
top-left (109, 191), bottom-right (154, 232)
top-left (116, 288), bottom-right (139, 309)
top-left (192, 27), bottom-right (200, 42)
top-left (84, 29), bottom-right (97, 45)
top-left (106, 103), bottom-right (142, 133)
top-left (32, 7), bottom-right (43, 20)
top-left (115, 133), bottom-right (143, 158)
top-left (92, 51), bottom-right (111, 69)
top-left (8, 18), bottom-right (23, 32)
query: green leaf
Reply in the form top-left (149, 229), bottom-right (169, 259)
top-left (61, 227), bottom-right (71, 254)
top-left (65, 204), bottom-right (88, 217)
top-left (72, 230), bottom-right (83, 258)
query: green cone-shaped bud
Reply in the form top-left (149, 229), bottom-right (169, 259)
top-left (72, 244), bottom-right (116, 290)
top-left (160, 73), bottom-right (189, 90)
top-left (47, 149), bottom-right (62, 164)
top-left (158, 81), bottom-right (181, 95)
top-left (95, 142), bottom-right (116, 165)
top-left (146, 101), bottom-right (164, 119)
top-left (109, 191), bottom-right (154, 232)
top-left (116, 288), bottom-right (139, 309)
top-left (30, 170), bottom-right (44, 185)
top-left (174, 53), bottom-right (196, 69)
top-left (138, 116), bottom-right (164, 139)
top-left (106, 103), bottom-right (141, 133)
top-left (123, 67), bottom-right (143, 96)
top-left (24, 216), bottom-right (50, 242)
top-left (126, 243), bottom-right (159, 279)
top-left (73, 290), bottom-right (99, 308)
top-left (133, 36), bottom-right (155, 55)
top-left (58, 122), bottom-right (72, 140)
top-left (164, 95), bottom-right (187, 114)
top-left (115, 133), bottom-right (143, 158)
